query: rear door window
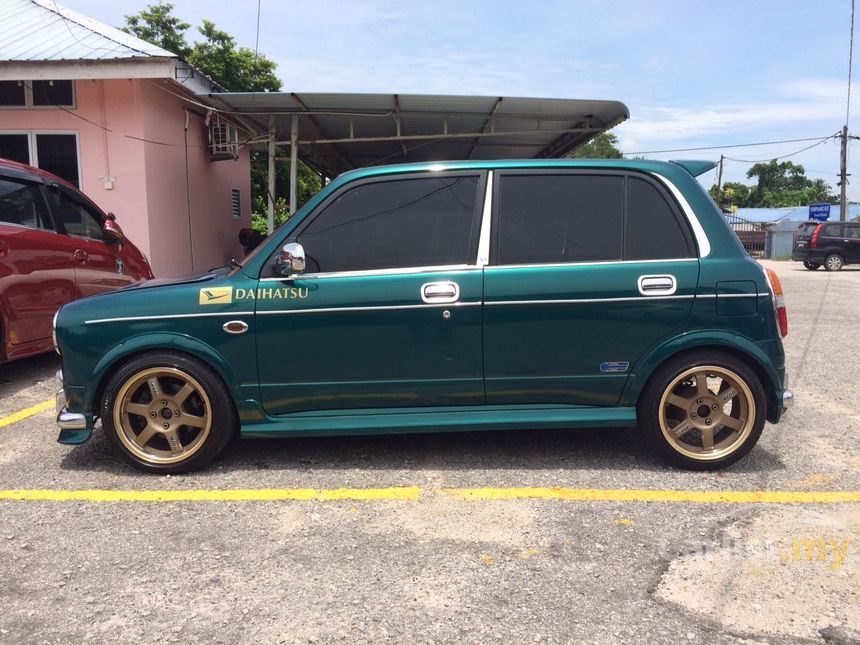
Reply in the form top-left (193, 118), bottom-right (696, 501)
top-left (0, 178), bottom-right (53, 230)
top-left (626, 177), bottom-right (694, 260)
top-left (494, 173), bottom-right (623, 264)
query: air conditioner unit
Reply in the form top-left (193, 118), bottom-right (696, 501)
top-left (208, 114), bottom-right (240, 161)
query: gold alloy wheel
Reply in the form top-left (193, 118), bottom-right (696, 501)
top-left (112, 367), bottom-right (212, 465)
top-left (658, 365), bottom-right (756, 461)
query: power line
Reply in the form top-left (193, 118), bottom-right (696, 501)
top-left (723, 134), bottom-right (838, 163)
top-left (621, 135), bottom-right (839, 157)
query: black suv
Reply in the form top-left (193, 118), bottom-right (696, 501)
top-left (792, 221), bottom-right (860, 271)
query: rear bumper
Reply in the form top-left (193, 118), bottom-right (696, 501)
top-left (768, 370), bottom-right (793, 423)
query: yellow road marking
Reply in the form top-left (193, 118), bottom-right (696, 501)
top-left (0, 487), bottom-right (422, 502)
top-left (0, 399), bottom-right (54, 429)
top-left (0, 486), bottom-right (858, 504)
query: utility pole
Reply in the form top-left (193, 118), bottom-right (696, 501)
top-left (715, 155), bottom-right (725, 206)
top-left (840, 125), bottom-right (849, 221)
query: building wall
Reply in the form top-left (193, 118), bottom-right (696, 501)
top-left (0, 78), bottom-right (152, 254)
top-left (140, 80), bottom-right (249, 276)
top-left (0, 77), bottom-right (251, 277)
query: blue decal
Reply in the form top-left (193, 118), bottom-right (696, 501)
top-left (600, 361), bottom-right (630, 373)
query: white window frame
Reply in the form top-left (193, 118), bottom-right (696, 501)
top-left (0, 80), bottom-right (76, 110)
top-left (0, 130), bottom-right (82, 188)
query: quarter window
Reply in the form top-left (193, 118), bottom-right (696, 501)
top-left (296, 175), bottom-right (481, 273)
top-left (0, 179), bottom-right (52, 230)
top-left (822, 223), bottom-right (843, 237)
top-left (627, 177), bottom-right (693, 260)
top-left (495, 174), bottom-right (623, 265)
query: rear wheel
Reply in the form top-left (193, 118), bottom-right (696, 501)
top-left (803, 260), bottom-right (820, 270)
top-left (824, 254), bottom-right (844, 271)
top-left (639, 351), bottom-right (766, 470)
top-left (100, 352), bottom-right (236, 473)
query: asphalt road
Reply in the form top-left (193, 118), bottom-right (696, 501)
top-left (0, 259), bottom-right (858, 644)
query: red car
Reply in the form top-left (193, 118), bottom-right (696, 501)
top-left (0, 159), bottom-right (153, 363)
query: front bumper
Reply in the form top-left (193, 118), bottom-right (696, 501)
top-left (55, 371), bottom-right (93, 445)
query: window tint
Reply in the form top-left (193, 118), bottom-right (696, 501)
top-left (31, 80), bottom-right (74, 107)
top-left (846, 224), bottom-right (860, 239)
top-left (49, 191), bottom-right (104, 239)
top-left (496, 174), bottom-right (623, 265)
top-left (297, 175), bottom-right (480, 273)
top-left (36, 134), bottom-right (79, 187)
top-left (0, 179), bottom-right (51, 229)
top-left (0, 134), bottom-right (30, 165)
top-left (0, 81), bottom-right (26, 106)
top-left (627, 177), bottom-right (693, 259)
top-left (822, 223), bottom-right (843, 237)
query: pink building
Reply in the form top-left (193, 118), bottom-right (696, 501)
top-left (0, 0), bottom-right (251, 276)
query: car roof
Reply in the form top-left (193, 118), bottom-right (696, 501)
top-left (0, 157), bottom-right (78, 190)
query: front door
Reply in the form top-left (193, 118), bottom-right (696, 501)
top-left (46, 188), bottom-right (136, 297)
top-left (255, 172), bottom-right (486, 415)
top-left (483, 171), bottom-right (699, 407)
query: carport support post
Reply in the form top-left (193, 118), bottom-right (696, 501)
top-left (267, 116), bottom-right (276, 235)
top-left (289, 114), bottom-right (299, 218)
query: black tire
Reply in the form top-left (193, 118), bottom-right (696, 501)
top-left (803, 260), bottom-right (820, 270)
top-left (638, 350), bottom-right (766, 470)
top-left (100, 351), bottom-right (236, 474)
top-left (824, 254), bottom-right (844, 271)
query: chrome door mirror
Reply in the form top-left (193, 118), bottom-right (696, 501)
top-left (103, 218), bottom-right (125, 244)
top-left (275, 242), bottom-right (306, 276)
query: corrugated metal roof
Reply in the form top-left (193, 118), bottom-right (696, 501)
top-left (202, 92), bottom-right (630, 174)
top-left (0, 0), bottom-right (175, 61)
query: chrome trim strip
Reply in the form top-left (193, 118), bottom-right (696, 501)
top-left (486, 257), bottom-right (697, 270)
top-left (651, 173), bottom-right (711, 258)
top-left (477, 170), bottom-right (494, 267)
top-left (258, 264), bottom-right (477, 281)
top-left (258, 301), bottom-right (483, 315)
top-left (485, 294), bottom-right (695, 306)
top-left (85, 311), bottom-right (255, 325)
top-left (694, 293), bottom-right (766, 299)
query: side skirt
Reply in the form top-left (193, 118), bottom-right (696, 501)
top-left (240, 404), bottom-right (638, 439)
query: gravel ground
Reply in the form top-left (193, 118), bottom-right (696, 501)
top-left (0, 259), bottom-right (857, 644)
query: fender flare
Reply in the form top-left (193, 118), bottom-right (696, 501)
top-left (620, 330), bottom-right (780, 407)
top-left (86, 332), bottom-right (241, 412)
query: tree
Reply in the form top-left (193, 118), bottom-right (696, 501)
top-left (187, 20), bottom-right (281, 92)
top-left (123, 4), bottom-right (318, 233)
top-left (745, 160), bottom-right (837, 208)
top-left (710, 181), bottom-right (751, 209)
top-left (566, 133), bottom-right (623, 159)
top-left (122, 3), bottom-right (190, 58)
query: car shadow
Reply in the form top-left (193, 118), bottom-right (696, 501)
top-left (59, 424), bottom-right (786, 477)
top-left (0, 353), bottom-right (60, 400)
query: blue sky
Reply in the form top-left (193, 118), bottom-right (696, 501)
top-left (72, 0), bottom-right (858, 199)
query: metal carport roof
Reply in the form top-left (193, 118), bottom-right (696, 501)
top-left (198, 91), bottom-right (629, 232)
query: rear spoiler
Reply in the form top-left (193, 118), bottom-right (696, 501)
top-left (670, 160), bottom-right (718, 177)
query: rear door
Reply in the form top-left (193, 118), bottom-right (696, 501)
top-left (254, 172), bottom-right (486, 415)
top-left (45, 187), bottom-right (136, 296)
top-left (0, 176), bottom-right (75, 349)
top-left (483, 171), bottom-right (699, 407)
top-left (844, 224), bottom-right (860, 263)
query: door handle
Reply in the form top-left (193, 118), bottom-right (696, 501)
top-left (637, 274), bottom-right (677, 296)
top-left (421, 281), bottom-right (460, 304)
top-left (73, 249), bottom-right (88, 265)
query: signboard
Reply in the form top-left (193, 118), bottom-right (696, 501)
top-left (809, 203), bottom-right (831, 222)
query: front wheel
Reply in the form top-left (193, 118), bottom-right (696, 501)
top-left (824, 254), bottom-right (844, 271)
top-left (100, 352), bottom-right (236, 473)
top-left (803, 260), bottom-right (820, 270)
top-left (639, 351), bottom-right (766, 470)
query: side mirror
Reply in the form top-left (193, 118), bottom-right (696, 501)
top-left (275, 242), bottom-right (306, 277)
top-left (103, 218), bottom-right (125, 244)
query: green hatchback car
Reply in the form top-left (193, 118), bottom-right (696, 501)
top-left (54, 159), bottom-right (792, 473)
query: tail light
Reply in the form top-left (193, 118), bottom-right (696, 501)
top-left (811, 224), bottom-right (822, 248)
top-left (764, 268), bottom-right (788, 337)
